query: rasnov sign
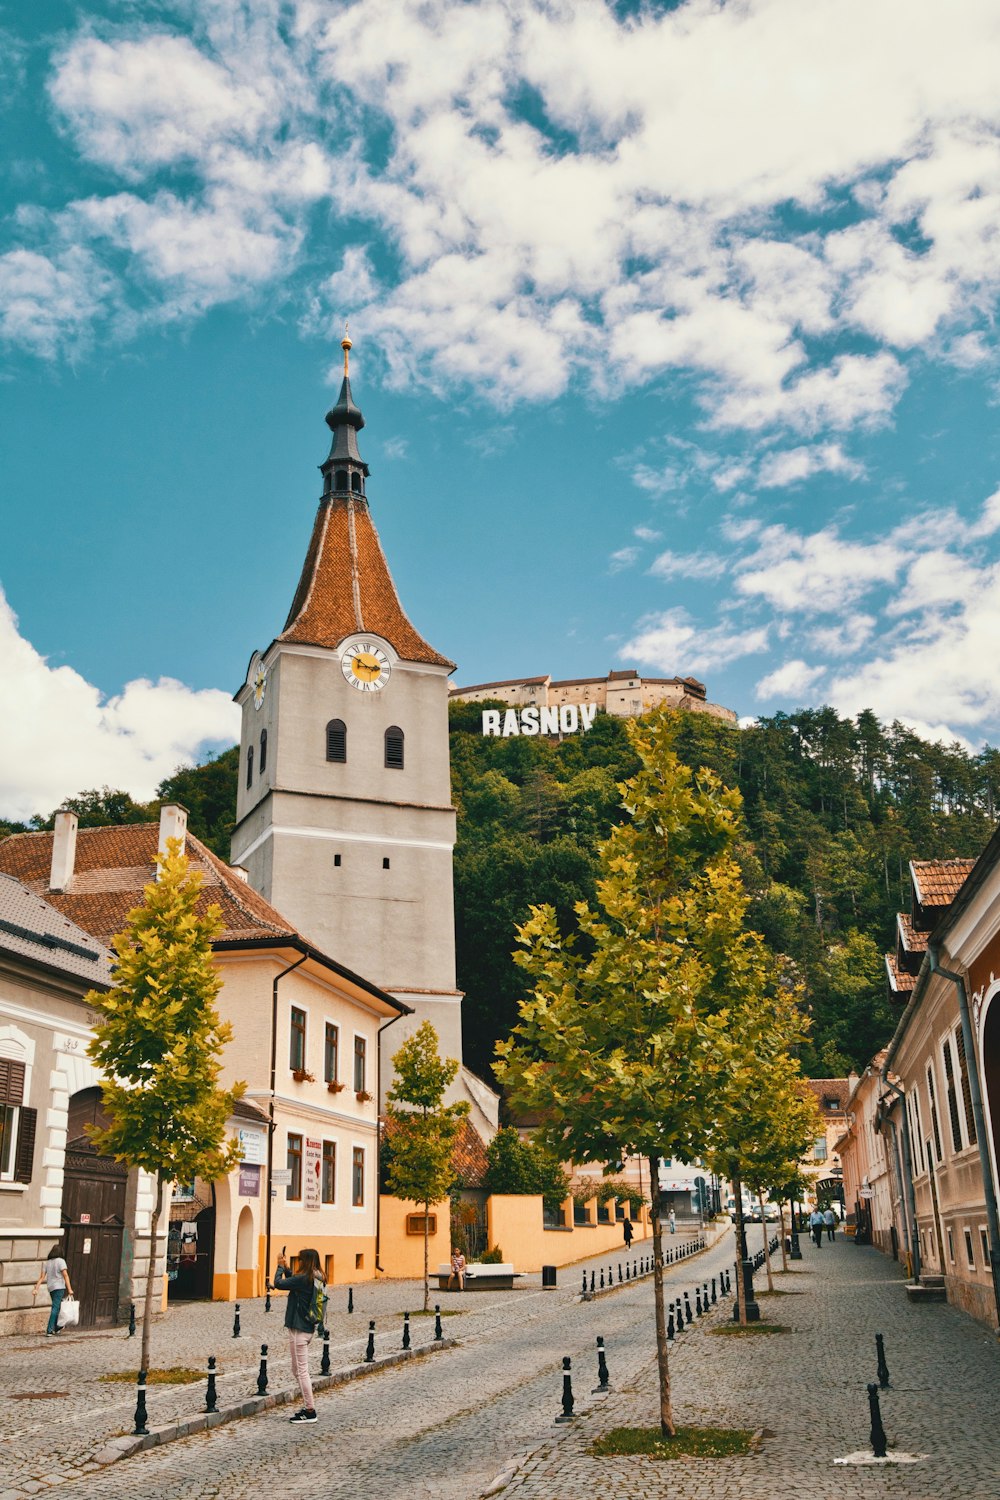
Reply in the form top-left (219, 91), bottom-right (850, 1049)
top-left (482, 704), bottom-right (599, 737)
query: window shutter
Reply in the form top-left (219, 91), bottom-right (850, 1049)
top-left (14, 1106), bottom-right (36, 1183)
top-left (326, 719), bottom-right (347, 763)
top-left (0, 1058), bottom-right (25, 1105)
top-left (385, 726), bottom-right (404, 769)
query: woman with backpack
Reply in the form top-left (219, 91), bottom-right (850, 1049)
top-left (275, 1248), bottom-right (326, 1423)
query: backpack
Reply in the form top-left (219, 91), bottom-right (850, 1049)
top-left (302, 1277), bottom-right (326, 1328)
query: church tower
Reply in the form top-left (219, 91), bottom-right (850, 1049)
top-left (231, 338), bottom-right (494, 1127)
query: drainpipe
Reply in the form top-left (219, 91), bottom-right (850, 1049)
top-left (879, 1071), bottom-right (921, 1283)
top-left (375, 1012), bottom-right (407, 1273)
top-left (927, 942), bottom-right (1000, 1330)
top-left (264, 953), bottom-right (307, 1295)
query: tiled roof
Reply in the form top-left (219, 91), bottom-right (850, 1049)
top-left (451, 676), bottom-right (550, 694)
top-left (232, 1098), bottom-right (269, 1124)
top-left (0, 824), bottom-right (295, 948)
top-left (897, 913), bottom-right (928, 954)
top-left (0, 872), bottom-right (114, 986)
top-left (279, 496), bottom-right (453, 668)
top-left (885, 952), bottom-right (917, 995)
top-left (803, 1078), bottom-right (850, 1111)
top-left (910, 859), bottom-right (976, 908)
top-left (381, 1113), bottom-right (489, 1187)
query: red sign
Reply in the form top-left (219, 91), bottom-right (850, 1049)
top-left (79, 1213), bottom-right (91, 1224)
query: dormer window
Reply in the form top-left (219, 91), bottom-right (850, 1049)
top-left (385, 726), bottom-right (404, 769)
top-left (326, 719), bottom-right (347, 763)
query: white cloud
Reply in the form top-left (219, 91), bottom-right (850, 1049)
top-left (735, 524), bottom-right (906, 612)
top-left (609, 546), bottom-right (639, 573)
top-left (0, 246), bottom-right (112, 357)
top-left (0, 588), bottom-right (239, 821)
top-left (382, 435), bottom-right (409, 460)
top-left (621, 608), bottom-right (769, 676)
top-left (807, 614), bottom-right (876, 656)
top-left (756, 443), bottom-right (864, 489)
top-left (755, 659), bottom-right (826, 700)
top-left (649, 550), bottom-right (728, 581)
top-left (633, 525), bottom-right (663, 543)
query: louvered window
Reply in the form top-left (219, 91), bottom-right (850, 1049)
top-left (246, 744), bottom-right (254, 789)
top-left (942, 1038), bottom-right (963, 1152)
top-left (259, 728), bottom-right (267, 775)
top-left (954, 1025), bottom-right (978, 1145)
top-left (926, 1065), bottom-right (943, 1163)
top-left (0, 1058), bottom-right (34, 1184)
top-left (326, 719), bottom-right (347, 763)
top-left (385, 726), bottom-right (404, 769)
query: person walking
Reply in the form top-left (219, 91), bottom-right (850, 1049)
top-left (274, 1248), bottom-right (325, 1423)
top-left (623, 1216), bottom-right (634, 1248)
top-left (32, 1245), bottom-right (74, 1334)
top-left (823, 1206), bottom-right (836, 1242)
top-left (668, 1210), bottom-right (676, 1235)
top-left (808, 1208), bottom-right (824, 1248)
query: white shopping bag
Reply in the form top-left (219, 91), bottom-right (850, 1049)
top-left (57, 1296), bottom-right (80, 1329)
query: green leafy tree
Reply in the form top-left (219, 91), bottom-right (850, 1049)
top-left (496, 708), bottom-right (769, 1438)
top-left (385, 1021), bottom-right (470, 1310)
top-left (85, 841), bottom-right (244, 1373)
top-left (482, 1126), bottom-right (569, 1210)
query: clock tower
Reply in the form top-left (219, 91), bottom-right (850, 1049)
top-left (232, 338), bottom-right (494, 1128)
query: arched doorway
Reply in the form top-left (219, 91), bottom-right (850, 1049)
top-left (168, 1183), bottom-right (216, 1300)
top-left (236, 1205), bottom-right (256, 1298)
top-left (982, 994), bottom-right (1000, 1197)
top-left (60, 1088), bottom-right (127, 1328)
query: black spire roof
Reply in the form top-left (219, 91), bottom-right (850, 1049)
top-left (321, 332), bottom-right (369, 485)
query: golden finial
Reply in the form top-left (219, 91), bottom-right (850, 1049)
top-left (342, 321), bottom-right (352, 377)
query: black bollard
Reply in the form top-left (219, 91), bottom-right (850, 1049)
top-left (256, 1343), bottom-right (269, 1395)
top-left (590, 1270), bottom-right (595, 1293)
top-left (205, 1355), bottom-right (218, 1413)
top-left (127, 1302), bottom-right (136, 1338)
top-left (434, 1305), bottom-right (443, 1341)
top-left (347, 1285), bottom-right (354, 1315)
top-left (555, 1355), bottom-right (575, 1423)
top-left (133, 1369), bottom-right (149, 1435)
top-left (625, 1262), bottom-right (630, 1282)
top-left (867, 1382), bottom-right (888, 1458)
top-left (364, 1319), bottom-right (376, 1362)
top-left (684, 1293), bottom-right (692, 1326)
top-left (696, 1287), bottom-right (703, 1316)
top-left (264, 1280), bottom-right (271, 1314)
top-left (875, 1332), bottom-right (890, 1389)
top-left (711, 1276), bottom-right (717, 1305)
top-left (618, 1263), bottom-right (623, 1284)
top-left (703, 1282), bottom-right (709, 1311)
top-left (675, 1298), bottom-right (683, 1330)
top-left (732, 1259), bottom-right (761, 1322)
top-left (592, 1336), bottom-right (610, 1393)
top-left (667, 1309), bottom-right (675, 1342)
top-left (582, 1269), bottom-right (588, 1295)
top-left (320, 1328), bottom-right (331, 1375)
top-left (599, 1267), bottom-right (605, 1290)
top-left (402, 1312), bottom-right (411, 1351)
top-left (232, 1302), bottom-right (241, 1339)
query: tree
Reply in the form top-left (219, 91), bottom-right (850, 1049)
top-left (482, 1126), bottom-right (569, 1209)
top-left (385, 1021), bottom-right (469, 1311)
top-left (85, 840), bottom-right (244, 1374)
top-left (496, 708), bottom-right (768, 1438)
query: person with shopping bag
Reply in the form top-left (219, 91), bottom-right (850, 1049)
top-left (32, 1245), bottom-right (75, 1334)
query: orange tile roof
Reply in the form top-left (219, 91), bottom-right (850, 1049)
top-left (910, 859), bottom-right (975, 907)
top-left (381, 1113), bottom-right (488, 1186)
top-left (897, 912), bottom-right (928, 954)
top-left (803, 1078), bottom-right (850, 1111)
top-left (0, 824), bottom-right (294, 947)
top-left (885, 952), bottom-right (917, 995)
top-left (280, 497), bottom-right (453, 668)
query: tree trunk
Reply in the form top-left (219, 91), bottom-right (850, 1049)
top-left (758, 1192), bottom-right (774, 1292)
top-left (732, 1170), bottom-right (748, 1327)
top-left (648, 1154), bottom-right (675, 1438)
top-left (422, 1198), bottom-right (430, 1313)
top-left (140, 1171), bottom-right (164, 1374)
top-left (778, 1206), bottom-right (789, 1273)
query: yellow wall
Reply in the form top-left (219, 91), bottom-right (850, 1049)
top-left (486, 1195), bottom-right (650, 1273)
top-left (377, 1197), bottom-right (451, 1279)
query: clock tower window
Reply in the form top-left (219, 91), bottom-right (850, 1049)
top-left (326, 719), bottom-right (347, 763)
top-left (385, 726), bottom-right (404, 770)
top-left (246, 744), bottom-right (254, 789)
top-left (259, 728), bottom-right (267, 775)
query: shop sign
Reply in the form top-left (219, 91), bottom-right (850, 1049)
top-left (271, 1168), bottom-right (292, 1186)
top-left (239, 1164), bottom-right (261, 1198)
top-left (482, 703), bottom-right (599, 738)
top-left (304, 1138), bottom-right (322, 1211)
top-left (237, 1128), bottom-right (266, 1165)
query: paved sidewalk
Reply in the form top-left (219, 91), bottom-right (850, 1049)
top-left (491, 1235), bottom-right (1000, 1500)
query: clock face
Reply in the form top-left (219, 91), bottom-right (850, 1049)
top-left (248, 655), bottom-right (267, 710)
top-left (341, 640), bottom-right (391, 692)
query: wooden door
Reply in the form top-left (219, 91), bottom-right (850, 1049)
top-left (61, 1153), bottom-right (126, 1327)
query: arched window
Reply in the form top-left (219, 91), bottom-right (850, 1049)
top-left (326, 719), bottom-right (347, 763)
top-left (335, 469), bottom-right (348, 491)
top-left (259, 728), bottom-right (267, 775)
top-left (246, 744), bottom-right (254, 789)
top-left (351, 471), bottom-right (362, 493)
top-left (385, 726), bottom-right (404, 769)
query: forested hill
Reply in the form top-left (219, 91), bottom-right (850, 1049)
top-left (6, 707), bottom-right (999, 1081)
top-left (448, 701), bottom-right (1000, 1080)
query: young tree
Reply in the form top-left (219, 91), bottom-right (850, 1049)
top-left (385, 1021), bottom-right (469, 1311)
top-left (496, 708), bottom-right (770, 1438)
top-left (85, 841), bottom-right (244, 1374)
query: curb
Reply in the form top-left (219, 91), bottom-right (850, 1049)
top-left (576, 1228), bottom-right (726, 1302)
top-left (91, 1337), bottom-right (459, 1467)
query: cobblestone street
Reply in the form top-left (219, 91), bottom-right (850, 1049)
top-left (2, 1228), bottom-right (998, 1500)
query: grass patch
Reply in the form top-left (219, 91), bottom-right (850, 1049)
top-left (100, 1367), bottom-right (205, 1385)
top-left (710, 1322), bottom-right (790, 1336)
top-left (589, 1425), bottom-right (756, 1459)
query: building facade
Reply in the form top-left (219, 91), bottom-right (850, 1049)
top-left (229, 337), bottom-right (497, 1135)
top-left (451, 668), bottom-right (737, 725)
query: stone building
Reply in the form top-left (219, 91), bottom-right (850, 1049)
top-left (450, 668), bottom-right (737, 725)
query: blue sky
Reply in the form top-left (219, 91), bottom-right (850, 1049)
top-left (4, 0), bottom-right (1000, 818)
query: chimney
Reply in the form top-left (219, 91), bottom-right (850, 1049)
top-left (50, 811), bottom-right (78, 891)
top-left (158, 803), bottom-right (188, 859)
top-left (229, 864), bottom-right (250, 883)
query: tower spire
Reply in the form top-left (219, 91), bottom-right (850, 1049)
top-left (321, 326), bottom-right (368, 497)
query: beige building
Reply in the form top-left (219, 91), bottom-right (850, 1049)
top-left (451, 668), bottom-right (737, 725)
top-left (833, 1053), bottom-right (898, 1255)
top-left (0, 805), bottom-right (406, 1298)
top-left (799, 1078), bottom-right (850, 1211)
top-left (230, 337), bottom-right (497, 1137)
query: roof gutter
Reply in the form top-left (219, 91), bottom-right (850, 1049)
top-left (926, 939), bottom-right (1000, 1332)
top-left (212, 935), bottom-right (412, 1017)
top-left (374, 1010), bottom-right (408, 1273)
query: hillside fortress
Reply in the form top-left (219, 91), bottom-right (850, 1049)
top-left (451, 669), bottom-right (737, 724)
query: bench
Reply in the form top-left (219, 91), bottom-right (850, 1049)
top-left (435, 1262), bottom-right (521, 1291)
